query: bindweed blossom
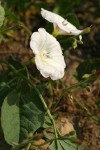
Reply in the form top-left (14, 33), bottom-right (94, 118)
top-left (30, 28), bottom-right (66, 80)
top-left (41, 8), bottom-right (83, 36)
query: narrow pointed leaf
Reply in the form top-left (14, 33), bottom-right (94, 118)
top-left (0, 4), bottom-right (5, 27)
top-left (60, 140), bottom-right (78, 150)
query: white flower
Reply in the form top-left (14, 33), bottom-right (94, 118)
top-left (41, 8), bottom-right (83, 36)
top-left (30, 28), bottom-right (66, 80)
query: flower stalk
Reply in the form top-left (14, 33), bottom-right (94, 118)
top-left (34, 86), bottom-right (58, 139)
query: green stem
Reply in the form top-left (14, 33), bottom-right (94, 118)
top-left (34, 86), bottom-right (58, 139)
top-left (0, 25), bottom-right (20, 34)
top-left (25, 143), bottom-right (31, 150)
top-left (18, 22), bottom-right (32, 35)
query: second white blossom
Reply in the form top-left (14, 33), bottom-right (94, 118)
top-left (41, 8), bottom-right (83, 36)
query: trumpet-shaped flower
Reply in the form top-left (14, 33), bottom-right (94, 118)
top-left (30, 28), bottom-right (66, 80)
top-left (41, 8), bottom-right (83, 36)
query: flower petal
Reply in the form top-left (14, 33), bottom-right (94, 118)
top-left (57, 21), bottom-right (83, 35)
top-left (35, 53), bottom-right (66, 80)
top-left (30, 32), bottom-right (41, 55)
top-left (30, 28), bottom-right (66, 80)
top-left (41, 8), bottom-right (64, 24)
top-left (30, 28), bottom-right (47, 54)
top-left (41, 8), bottom-right (83, 35)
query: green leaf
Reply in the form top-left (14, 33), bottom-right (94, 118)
top-left (19, 90), bottom-right (45, 142)
top-left (66, 13), bottom-right (80, 28)
top-left (42, 115), bottom-right (59, 129)
top-left (49, 139), bottom-right (78, 150)
top-left (49, 140), bottom-right (57, 150)
top-left (1, 90), bottom-right (20, 146)
top-left (42, 115), bottom-right (52, 128)
top-left (1, 89), bottom-right (45, 146)
top-left (49, 140), bottom-right (63, 150)
top-left (0, 4), bottom-right (5, 27)
top-left (49, 132), bottom-right (78, 150)
top-left (60, 140), bottom-right (78, 150)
